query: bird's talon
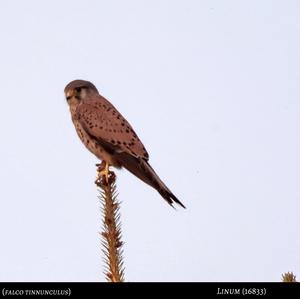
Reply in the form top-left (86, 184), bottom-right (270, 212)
top-left (96, 162), bottom-right (111, 184)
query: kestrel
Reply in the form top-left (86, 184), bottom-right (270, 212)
top-left (65, 80), bottom-right (185, 208)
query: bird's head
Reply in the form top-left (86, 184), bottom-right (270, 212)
top-left (64, 80), bottom-right (99, 103)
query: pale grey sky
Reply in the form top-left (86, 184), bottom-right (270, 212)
top-left (0, 0), bottom-right (299, 282)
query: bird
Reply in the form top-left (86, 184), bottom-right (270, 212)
top-left (64, 79), bottom-right (185, 209)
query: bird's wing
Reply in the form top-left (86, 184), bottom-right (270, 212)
top-left (75, 98), bottom-right (149, 160)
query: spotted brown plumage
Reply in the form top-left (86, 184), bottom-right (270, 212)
top-left (65, 79), bottom-right (185, 208)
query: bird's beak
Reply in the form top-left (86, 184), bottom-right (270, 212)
top-left (66, 89), bottom-right (74, 100)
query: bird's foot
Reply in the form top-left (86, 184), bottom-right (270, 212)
top-left (95, 161), bottom-right (115, 186)
top-left (99, 163), bottom-right (110, 182)
top-left (95, 161), bottom-right (106, 171)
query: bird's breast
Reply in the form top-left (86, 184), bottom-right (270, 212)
top-left (72, 118), bottom-right (120, 167)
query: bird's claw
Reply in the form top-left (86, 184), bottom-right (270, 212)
top-left (95, 162), bottom-right (115, 186)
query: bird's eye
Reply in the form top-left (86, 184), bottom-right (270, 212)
top-left (75, 87), bottom-right (82, 92)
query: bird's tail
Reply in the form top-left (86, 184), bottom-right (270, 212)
top-left (117, 153), bottom-right (185, 208)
